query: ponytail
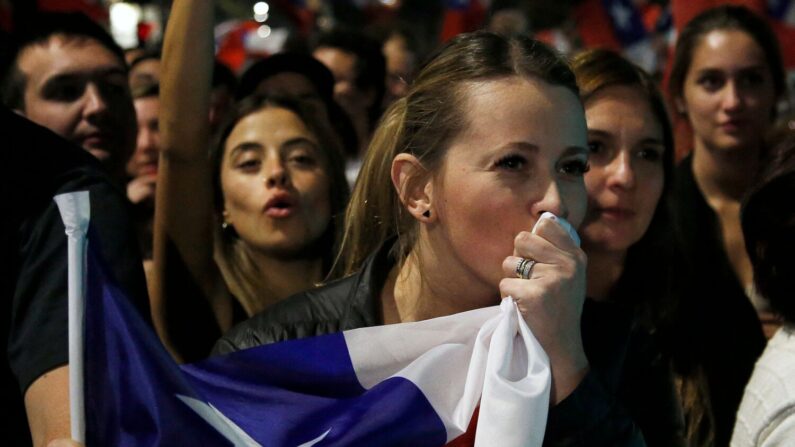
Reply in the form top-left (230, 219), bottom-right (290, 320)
top-left (338, 98), bottom-right (410, 274)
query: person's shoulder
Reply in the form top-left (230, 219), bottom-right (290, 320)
top-left (735, 327), bottom-right (795, 444)
top-left (259, 275), bottom-right (361, 327)
top-left (753, 326), bottom-right (795, 384)
top-left (214, 273), bottom-right (365, 354)
top-left (3, 107), bottom-right (113, 216)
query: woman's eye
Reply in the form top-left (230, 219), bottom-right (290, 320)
top-left (236, 158), bottom-right (261, 170)
top-left (698, 74), bottom-right (724, 91)
top-left (638, 147), bottom-right (662, 162)
top-left (495, 154), bottom-right (527, 171)
top-left (587, 140), bottom-right (604, 155)
top-left (289, 154), bottom-right (317, 166)
top-left (739, 72), bottom-right (765, 88)
top-left (559, 159), bottom-right (590, 176)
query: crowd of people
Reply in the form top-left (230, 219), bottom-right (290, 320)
top-left (2, 1), bottom-right (794, 446)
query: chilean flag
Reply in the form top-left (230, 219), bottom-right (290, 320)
top-left (55, 192), bottom-right (551, 446)
top-left (574, 0), bottom-right (658, 72)
top-left (440, 0), bottom-right (486, 43)
top-left (767, 0), bottom-right (795, 67)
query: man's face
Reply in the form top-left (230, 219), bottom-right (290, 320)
top-left (313, 47), bottom-right (374, 124)
top-left (17, 35), bottom-right (136, 180)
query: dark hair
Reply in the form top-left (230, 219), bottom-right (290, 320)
top-left (367, 21), bottom-right (423, 60)
top-left (572, 48), bottom-right (676, 329)
top-left (668, 5), bottom-right (786, 110)
top-left (237, 52), bottom-right (359, 158)
top-left (341, 31), bottom-right (579, 274)
top-left (313, 28), bottom-right (387, 124)
top-left (238, 52), bottom-right (333, 101)
top-left (130, 48), bottom-right (161, 71)
top-left (742, 135), bottom-right (795, 323)
top-left (1, 12), bottom-right (126, 110)
top-left (212, 60), bottom-right (238, 93)
top-left (211, 94), bottom-right (350, 297)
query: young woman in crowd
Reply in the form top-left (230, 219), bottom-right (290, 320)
top-left (571, 49), bottom-right (684, 446)
top-left (666, 5), bottom-right (786, 445)
top-left (732, 135), bottom-right (795, 445)
top-left (151, 0), bottom-right (349, 362)
top-left (217, 31), bottom-right (648, 444)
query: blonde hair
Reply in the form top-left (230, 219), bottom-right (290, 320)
top-left (338, 31), bottom-right (579, 275)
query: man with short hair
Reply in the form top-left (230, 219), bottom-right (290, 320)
top-left (1, 12), bottom-right (148, 447)
top-left (312, 28), bottom-right (385, 156)
top-left (2, 12), bottom-right (137, 184)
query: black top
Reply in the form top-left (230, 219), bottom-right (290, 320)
top-left (1, 108), bottom-right (151, 446)
top-left (670, 155), bottom-right (766, 446)
top-left (217, 241), bottom-right (684, 446)
top-left (158, 236), bottom-right (249, 363)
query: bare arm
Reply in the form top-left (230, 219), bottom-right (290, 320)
top-left (24, 366), bottom-right (70, 447)
top-left (152, 0), bottom-right (226, 360)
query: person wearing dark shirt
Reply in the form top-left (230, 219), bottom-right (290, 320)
top-left (1, 107), bottom-right (150, 446)
top-left (665, 7), bottom-right (786, 444)
top-left (1, 12), bottom-right (136, 185)
top-left (572, 49), bottom-right (685, 446)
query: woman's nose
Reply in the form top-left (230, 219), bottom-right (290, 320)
top-left (264, 158), bottom-right (288, 188)
top-left (534, 180), bottom-right (569, 222)
top-left (606, 151), bottom-right (636, 190)
top-left (721, 81), bottom-right (743, 112)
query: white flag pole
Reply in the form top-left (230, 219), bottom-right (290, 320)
top-left (54, 191), bottom-right (91, 443)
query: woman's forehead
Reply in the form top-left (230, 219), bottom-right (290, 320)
top-left (453, 77), bottom-right (586, 148)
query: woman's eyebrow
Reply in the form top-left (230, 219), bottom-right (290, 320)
top-left (497, 141), bottom-right (539, 153)
top-left (563, 145), bottom-right (588, 157)
top-left (638, 137), bottom-right (665, 146)
top-left (694, 64), bottom-right (766, 75)
top-left (281, 137), bottom-right (320, 151)
top-left (228, 142), bottom-right (263, 157)
top-left (586, 129), bottom-right (612, 139)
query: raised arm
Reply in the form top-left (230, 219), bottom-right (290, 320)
top-left (152, 0), bottom-right (228, 361)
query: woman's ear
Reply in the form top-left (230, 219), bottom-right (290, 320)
top-left (391, 153), bottom-right (435, 222)
top-left (222, 209), bottom-right (232, 226)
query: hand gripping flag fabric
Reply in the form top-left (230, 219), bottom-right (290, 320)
top-left (74, 205), bottom-right (551, 444)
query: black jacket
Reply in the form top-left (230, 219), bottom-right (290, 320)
top-left (217, 242), bottom-right (683, 446)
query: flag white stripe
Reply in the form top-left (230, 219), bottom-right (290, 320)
top-left (345, 299), bottom-right (550, 446)
top-left (176, 394), bottom-right (262, 446)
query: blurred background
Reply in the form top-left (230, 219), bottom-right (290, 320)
top-left (1, 0), bottom-right (793, 100)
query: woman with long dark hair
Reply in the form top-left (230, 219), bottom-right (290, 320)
top-left (572, 49), bottom-right (684, 446)
top-left (151, 0), bottom-right (349, 362)
top-left (666, 5), bottom-right (786, 445)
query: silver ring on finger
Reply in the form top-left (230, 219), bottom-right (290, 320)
top-left (521, 259), bottom-right (536, 279)
top-left (515, 258), bottom-right (536, 280)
